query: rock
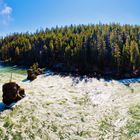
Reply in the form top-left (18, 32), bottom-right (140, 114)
top-left (37, 68), bottom-right (43, 74)
top-left (35, 68), bottom-right (43, 75)
top-left (18, 88), bottom-right (25, 97)
top-left (27, 67), bottom-right (43, 81)
top-left (27, 69), bottom-right (37, 81)
top-left (34, 70), bottom-right (40, 76)
top-left (2, 82), bottom-right (26, 105)
top-left (27, 69), bottom-right (34, 75)
top-left (27, 74), bottom-right (37, 81)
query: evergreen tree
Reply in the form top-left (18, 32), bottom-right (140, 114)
top-left (130, 41), bottom-right (140, 71)
top-left (1, 24), bottom-right (140, 77)
top-left (113, 43), bottom-right (121, 72)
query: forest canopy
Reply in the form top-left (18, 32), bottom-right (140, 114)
top-left (0, 24), bottom-right (140, 78)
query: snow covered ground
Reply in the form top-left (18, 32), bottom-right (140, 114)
top-left (0, 72), bottom-right (140, 140)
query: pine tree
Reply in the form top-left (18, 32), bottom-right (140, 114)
top-left (15, 47), bottom-right (20, 56)
top-left (130, 41), bottom-right (140, 71)
top-left (113, 43), bottom-right (121, 72)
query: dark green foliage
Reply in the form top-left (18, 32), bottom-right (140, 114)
top-left (1, 24), bottom-right (140, 78)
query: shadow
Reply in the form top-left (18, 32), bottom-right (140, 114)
top-left (44, 70), bottom-right (54, 77)
top-left (0, 102), bottom-right (15, 112)
top-left (22, 79), bottom-right (30, 83)
top-left (0, 102), bottom-right (6, 112)
top-left (43, 68), bottom-right (95, 86)
top-left (118, 77), bottom-right (140, 85)
top-left (43, 68), bottom-right (140, 86)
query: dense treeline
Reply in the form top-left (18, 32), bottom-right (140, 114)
top-left (1, 24), bottom-right (140, 78)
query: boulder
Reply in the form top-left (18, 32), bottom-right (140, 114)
top-left (27, 74), bottom-right (37, 81)
top-left (27, 69), bottom-right (34, 75)
top-left (27, 69), bottom-right (37, 81)
top-left (37, 68), bottom-right (43, 74)
top-left (27, 67), bottom-right (43, 81)
top-left (34, 70), bottom-right (40, 76)
top-left (35, 68), bottom-right (43, 75)
top-left (2, 82), bottom-right (26, 105)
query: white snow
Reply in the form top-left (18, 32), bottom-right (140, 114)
top-left (0, 72), bottom-right (139, 139)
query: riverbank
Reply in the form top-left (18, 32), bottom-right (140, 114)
top-left (0, 71), bottom-right (139, 139)
top-left (1, 63), bottom-right (140, 86)
top-left (2, 60), bottom-right (140, 81)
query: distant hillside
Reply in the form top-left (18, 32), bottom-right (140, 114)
top-left (1, 24), bottom-right (140, 78)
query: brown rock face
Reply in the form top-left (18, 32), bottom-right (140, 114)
top-left (35, 68), bottom-right (43, 76)
top-left (2, 82), bottom-right (26, 105)
top-left (27, 68), bottom-right (43, 81)
top-left (27, 69), bottom-right (36, 81)
top-left (27, 73), bottom-right (37, 81)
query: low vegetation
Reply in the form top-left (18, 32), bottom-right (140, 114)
top-left (126, 104), bottom-right (140, 139)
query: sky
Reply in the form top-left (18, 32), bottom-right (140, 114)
top-left (0, 0), bottom-right (140, 37)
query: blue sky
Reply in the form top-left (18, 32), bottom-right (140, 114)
top-left (0, 0), bottom-right (140, 36)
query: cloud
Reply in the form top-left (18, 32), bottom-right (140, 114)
top-left (1, 5), bottom-right (12, 15)
top-left (0, 0), bottom-right (13, 26)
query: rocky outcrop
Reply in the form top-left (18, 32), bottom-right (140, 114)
top-left (2, 82), bottom-right (26, 105)
top-left (27, 69), bottom-right (37, 81)
top-left (27, 68), bottom-right (43, 81)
